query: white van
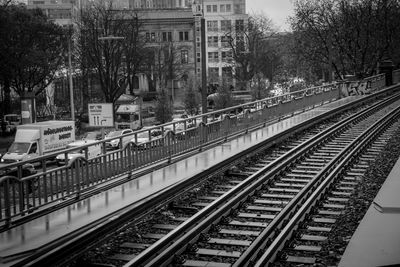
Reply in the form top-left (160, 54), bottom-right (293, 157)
top-left (1, 121), bottom-right (75, 164)
top-left (56, 140), bottom-right (102, 166)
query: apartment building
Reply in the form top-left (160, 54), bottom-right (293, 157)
top-left (129, 0), bottom-right (192, 9)
top-left (202, 0), bottom-right (248, 90)
top-left (131, 8), bottom-right (197, 104)
top-left (27, 0), bottom-right (79, 26)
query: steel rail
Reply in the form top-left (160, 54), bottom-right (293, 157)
top-left (0, 84), bottom-right (396, 227)
top-left (124, 94), bottom-right (400, 266)
top-left (12, 91), bottom-right (400, 267)
top-left (254, 101), bottom-right (400, 266)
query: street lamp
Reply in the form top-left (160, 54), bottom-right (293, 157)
top-left (68, 34), bottom-right (75, 122)
top-left (97, 35), bottom-right (126, 129)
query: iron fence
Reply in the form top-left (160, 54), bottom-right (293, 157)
top-left (0, 77), bottom-right (385, 225)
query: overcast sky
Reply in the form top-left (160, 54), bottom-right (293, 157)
top-left (246, 0), bottom-right (295, 31)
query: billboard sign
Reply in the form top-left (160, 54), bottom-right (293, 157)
top-left (88, 103), bottom-right (114, 127)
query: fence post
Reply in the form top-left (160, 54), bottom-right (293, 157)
top-left (3, 178), bottom-right (11, 228)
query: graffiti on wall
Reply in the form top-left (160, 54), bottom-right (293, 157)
top-left (340, 80), bottom-right (372, 97)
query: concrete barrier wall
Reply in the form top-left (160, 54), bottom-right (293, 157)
top-left (339, 74), bottom-right (386, 97)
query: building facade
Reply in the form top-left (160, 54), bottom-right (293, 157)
top-left (130, 8), bottom-right (197, 105)
top-left (28, 0), bottom-right (249, 112)
top-left (201, 0), bottom-right (248, 90)
top-left (27, 0), bottom-right (79, 27)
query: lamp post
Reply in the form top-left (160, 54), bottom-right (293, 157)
top-left (68, 35), bottom-right (75, 122)
top-left (97, 35), bottom-right (126, 130)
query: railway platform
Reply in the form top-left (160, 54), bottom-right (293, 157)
top-left (0, 96), bottom-right (362, 265)
top-left (339, 152), bottom-right (400, 267)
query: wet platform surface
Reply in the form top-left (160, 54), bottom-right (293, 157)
top-left (0, 96), bottom-right (362, 264)
top-left (339, 154), bottom-right (400, 267)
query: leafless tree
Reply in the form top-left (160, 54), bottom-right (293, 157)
top-left (77, 0), bottom-right (145, 106)
top-left (290, 0), bottom-right (400, 79)
top-left (224, 13), bottom-right (277, 89)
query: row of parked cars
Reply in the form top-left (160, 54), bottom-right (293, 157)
top-left (54, 121), bottom-right (191, 166)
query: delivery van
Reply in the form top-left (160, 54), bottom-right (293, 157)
top-left (1, 120), bottom-right (75, 164)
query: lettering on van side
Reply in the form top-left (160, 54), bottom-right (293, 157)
top-left (44, 126), bottom-right (73, 136)
top-left (59, 133), bottom-right (71, 140)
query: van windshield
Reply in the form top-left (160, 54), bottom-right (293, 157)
top-left (8, 142), bottom-right (30, 154)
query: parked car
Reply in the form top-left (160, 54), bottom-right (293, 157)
top-left (3, 114), bottom-right (21, 132)
top-left (0, 162), bottom-right (38, 192)
top-left (105, 129), bottom-right (134, 149)
top-left (0, 162), bottom-right (37, 178)
top-left (81, 131), bottom-right (102, 141)
top-left (130, 127), bottom-right (163, 148)
top-left (0, 120), bottom-right (12, 134)
top-left (56, 140), bottom-right (102, 166)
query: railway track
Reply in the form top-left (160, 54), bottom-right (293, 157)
top-left (15, 92), bottom-right (400, 267)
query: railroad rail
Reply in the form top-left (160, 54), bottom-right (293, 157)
top-left (128, 93), bottom-right (400, 267)
top-left (0, 79), bottom-right (343, 227)
top-left (14, 88), bottom-right (400, 266)
top-left (0, 74), bottom-right (388, 228)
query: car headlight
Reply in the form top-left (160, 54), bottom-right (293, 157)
top-left (110, 140), bottom-right (119, 145)
top-left (1, 158), bottom-right (4, 162)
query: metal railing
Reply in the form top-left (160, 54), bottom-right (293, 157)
top-left (0, 76), bottom-right (385, 225)
top-left (365, 73), bottom-right (386, 92)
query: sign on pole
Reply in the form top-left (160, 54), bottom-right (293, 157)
top-left (88, 103), bottom-right (114, 127)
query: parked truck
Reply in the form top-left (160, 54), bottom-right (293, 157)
top-left (0, 120), bottom-right (75, 164)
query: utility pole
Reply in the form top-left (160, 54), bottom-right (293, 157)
top-left (68, 30), bottom-right (75, 122)
top-left (200, 18), bottom-right (207, 116)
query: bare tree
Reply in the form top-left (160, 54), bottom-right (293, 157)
top-left (224, 13), bottom-right (277, 89)
top-left (183, 77), bottom-right (200, 116)
top-left (290, 0), bottom-right (400, 79)
top-left (0, 4), bottom-right (65, 120)
top-left (155, 89), bottom-right (172, 124)
top-left (77, 1), bottom-right (144, 107)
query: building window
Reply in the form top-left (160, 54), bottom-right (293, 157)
top-left (220, 4), bottom-right (225, 12)
top-left (212, 5), bottom-right (217, 12)
top-left (221, 51), bottom-right (232, 61)
top-left (162, 32), bottom-right (172, 42)
top-left (235, 20), bottom-right (244, 31)
top-left (236, 35), bottom-right (245, 52)
top-left (226, 4), bottom-right (231, 12)
top-left (221, 35), bottom-right (231, 48)
top-left (209, 67), bottom-right (219, 83)
top-left (181, 50), bottom-right (188, 64)
top-left (151, 32), bottom-right (156, 42)
top-left (146, 32), bottom-right (150, 41)
top-left (179, 31), bottom-right (189, 41)
top-left (207, 36), bottom-right (218, 47)
top-left (207, 20), bottom-right (218, 32)
top-left (208, 52), bottom-right (219, 63)
top-left (221, 20), bottom-right (231, 32)
top-left (206, 5), bottom-right (211, 12)
top-left (48, 9), bottom-right (71, 19)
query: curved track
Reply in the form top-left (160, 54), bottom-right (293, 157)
top-left (128, 95), bottom-right (400, 267)
top-left (14, 91), bottom-right (400, 267)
